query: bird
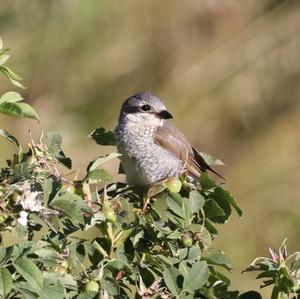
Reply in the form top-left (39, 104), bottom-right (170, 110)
top-left (114, 92), bottom-right (224, 186)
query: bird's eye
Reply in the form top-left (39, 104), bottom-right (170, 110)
top-left (141, 104), bottom-right (151, 111)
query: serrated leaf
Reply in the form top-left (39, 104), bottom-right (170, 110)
top-left (14, 282), bottom-right (39, 299)
top-left (43, 272), bottom-right (77, 290)
top-left (204, 249), bottom-right (233, 271)
top-left (238, 291), bottom-right (263, 299)
top-left (0, 91), bottom-right (23, 103)
top-left (291, 253), bottom-right (300, 271)
top-left (167, 230), bottom-right (182, 240)
top-left (204, 220), bottom-right (218, 235)
top-left (89, 127), bottom-right (116, 145)
top-left (213, 187), bottom-right (242, 217)
top-left (0, 54), bottom-right (10, 66)
top-left (50, 192), bottom-right (85, 223)
top-left (16, 103), bottom-right (39, 119)
top-left (198, 228), bottom-right (212, 250)
top-left (189, 190), bottom-right (205, 214)
top-left (45, 133), bottom-right (62, 155)
top-left (114, 228), bottom-right (134, 246)
top-left (34, 248), bottom-right (59, 267)
top-left (0, 102), bottom-right (39, 120)
top-left (43, 176), bottom-right (60, 204)
top-left (167, 193), bottom-right (184, 219)
top-left (204, 199), bottom-right (226, 220)
top-left (39, 287), bottom-right (65, 299)
top-left (182, 198), bottom-right (193, 227)
top-left (163, 266), bottom-right (182, 296)
top-left (87, 169), bottom-right (114, 183)
top-left (147, 182), bottom-right (167, 198)
top-left (0, 66), bottom-right (25, 88)
top-left (102, 277), bottom-right (119, 296)
top-left (0, 267), bottom-right (13, 297)
top-left (88, 152), bottom-right (121, 171)
top-left (0, 128), bottom-right (20, 147)
top-left (14, 258), bottom-right (43, 291)
top-left (200, 173), bottom-right (216, 190)
top-left (183, 261), bottom-right (209, 291)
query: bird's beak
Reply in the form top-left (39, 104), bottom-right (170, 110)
top-left (158, 110), bottom-right (173, 119)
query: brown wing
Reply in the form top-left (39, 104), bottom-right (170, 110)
top-left (154, 122), bottom-right (225, 180)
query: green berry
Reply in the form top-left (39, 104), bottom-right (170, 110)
top-left (182, 231), bottom-right (194, 247)
top-left (102, 205), bottom-right (116, 223)
top-left (54, 264), bottom-right (68, 274)
top-left (166, 178), bottom-right (182, 193)
top-left (85, 280), bottom-right (100, 293)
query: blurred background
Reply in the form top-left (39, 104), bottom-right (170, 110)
top-left (1, 0), bottom-right (300, 296)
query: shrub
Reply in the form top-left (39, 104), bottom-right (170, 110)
top-left (0, 37), bottom-right (299, 299)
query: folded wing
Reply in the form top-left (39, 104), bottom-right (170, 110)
top-left (154, 122), bottom-right (225, 180)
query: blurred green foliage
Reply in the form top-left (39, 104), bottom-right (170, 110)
top-left (1, 0), bottom-right (300, 296)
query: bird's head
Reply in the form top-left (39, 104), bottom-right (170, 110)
top-left (119, 92), bottom-right (173, 127)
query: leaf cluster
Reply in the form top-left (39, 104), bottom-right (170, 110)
top-left (244, 240), bottom-right (300, 299)
top-left (0, 127), bottom-right (251, 299)
top-left (0, 38), bottom-right (39, 120)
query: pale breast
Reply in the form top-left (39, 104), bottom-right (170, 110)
top-left (115, 124), bottom-right (183, 185)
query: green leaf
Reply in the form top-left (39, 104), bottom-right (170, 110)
top-left (0, 102), bottom-right (39, 120)
top-left (200, 152), bottom-right (225, 166)
top-left (14, 258), bottom-right (43, 291)
top-left (39, 287), bottom-right (65, 299)
top-left (0, 128), bottom-right (20, 147)
top-left (43, 176), bottom-right (61, 204)
top-left (43, 272), bottom-right (77, 290)
top-left (34, 248), bottom-right (59, 267)
top-left (167, 193), bottom-right (184, 219)
top-left (114, 228), bottom-right (134, 246)
top-left (0, 54), bottom-right (10, 66)
top-left (182, 198), bottom-right (193, 227)
top-left (213, 187), bottom-right (242, 217)
top-left (102, 277), bottom-right (119, 296)
top-left (198, 229), bottom-right (212, 250)
top-left (204, 249), bottom-right (233, 271)
top-left (0, 91), bottom-right (23, 103)
top-left (14, 282), bottom-right (39, 299)
top-left (204, 199), bottom-right (226, 220)
top-left (291, 253), bottom-right (300, 271)
top-left (87, 169), bottom-right (114, 183)
top-left (0, 267), bottom-right (13, 297)
top-left (50, 192), bottom-right (85, 223)
top-left (45, 133), bottom-right (62, 155)
top-left (238, 291), bottom-right (262, 299)
top-left (163, 266), bottom-right (182, 296)
top-left (88, 152), bottom-right (121, 171)
top-left (209, 190), bottom-right (232, 224)
top-left (0, 65), bottom-right (25, 88)
top-left (0, 101), bottom-right (22, 117)
top-left (204, 220), bottom-right (218, 235)
top-left (189, 190), bottom-right (205, 214)
top-left (200, 173), bottom-right (216, 190)
top-left (89, 127), bottom-right (116, 145)
top-left (182, 261), bottom-right (209, 291)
